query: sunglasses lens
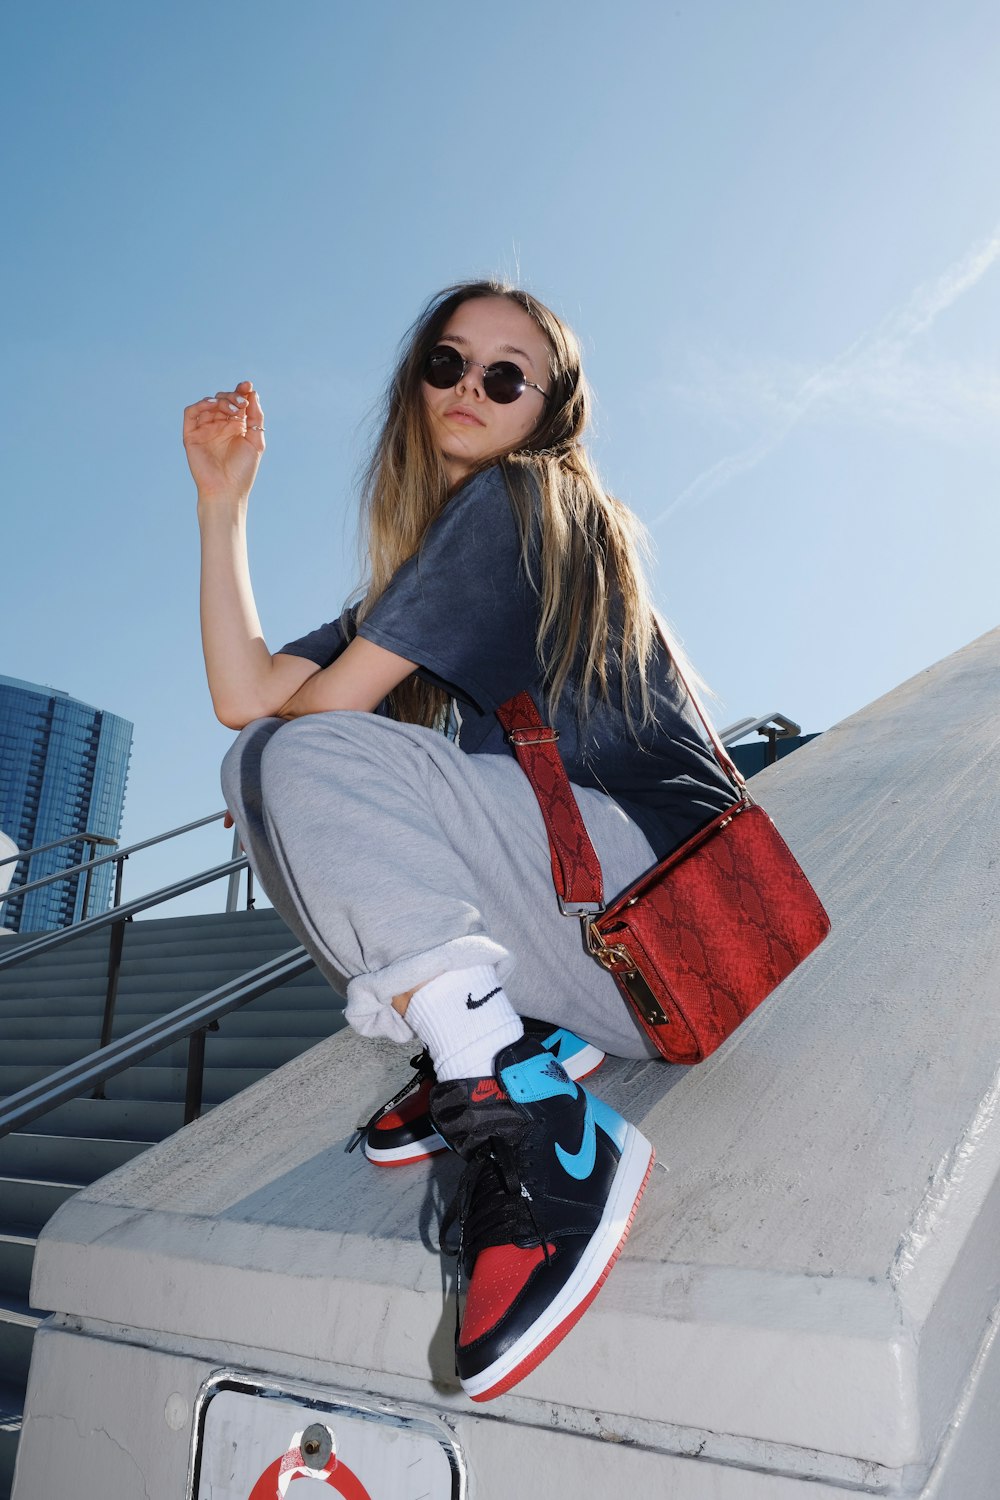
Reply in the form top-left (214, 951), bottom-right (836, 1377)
top-left (423, 346), bottom-right (465, 389)
top-left (482, 361), bottom-right (526, 404)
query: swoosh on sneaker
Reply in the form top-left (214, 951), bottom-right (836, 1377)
top-left (466, 986), bottom-right (502, 1010)
top-left (555, 1089), bottom-right (597, 1181)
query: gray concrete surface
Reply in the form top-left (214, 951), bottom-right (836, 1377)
top-left (12, 626), bottom-right (1000, 1497)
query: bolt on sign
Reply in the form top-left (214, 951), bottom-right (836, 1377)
top-left (187, 1375), bottom-right (465, 1500)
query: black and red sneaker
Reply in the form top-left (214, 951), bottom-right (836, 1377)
top-left (430, 1034), bottom-right (654, 1402)
top-left (360, 1022), bottom-right (605, 1167)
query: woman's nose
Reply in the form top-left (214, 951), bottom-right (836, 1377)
top-left (455, 360), bottom-right (486, 398)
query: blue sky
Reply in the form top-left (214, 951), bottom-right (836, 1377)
top-left (3, 2), bottom-right (999, 912)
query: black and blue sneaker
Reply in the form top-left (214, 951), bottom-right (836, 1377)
top-left (430, 1033), bottom-right (653, 1402)
top-left (360, 1020), bottom-right (605, 1167)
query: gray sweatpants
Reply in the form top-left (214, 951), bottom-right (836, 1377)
top-left (221, 712), bottom-right (660, 1059)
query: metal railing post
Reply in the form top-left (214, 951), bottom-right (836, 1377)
top-left (184, 1028), bottom-right (207, 1124)
top-left (93, 915), bottom-right (130, 1096)
top-left (225, 828), bottom-right (243, 912)
top-left (81, 839), bottom-right (97, 921)
top-left (246, 867), bottom-right (255, 911)
top-left (184, 1019), bottom-right (219, 1125)
top-left (113, 852), bottom-right (127, 907)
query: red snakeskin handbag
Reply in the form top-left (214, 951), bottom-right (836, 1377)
top-left (495, 633), bottom-right (830, 1064)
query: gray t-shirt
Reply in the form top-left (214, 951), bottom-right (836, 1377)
top-left (278, 465), bottom-right (735, 859)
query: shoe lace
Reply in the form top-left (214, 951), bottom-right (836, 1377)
top-left (346, 1051), bottom-right (434, 1154)
top-left (439, 1135), bottom-right (553, 1344)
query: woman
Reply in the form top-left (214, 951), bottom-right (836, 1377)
top-left (183, 281), bottom-right (736, 1403)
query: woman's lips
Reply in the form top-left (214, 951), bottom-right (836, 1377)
top-left (444, 407), bottom-right (485, 426)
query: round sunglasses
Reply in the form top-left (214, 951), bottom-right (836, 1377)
top-left (422, 344), bottom-right (549, 405)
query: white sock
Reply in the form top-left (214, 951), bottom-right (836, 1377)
top-left (406, 966), bottom-right (524, 1082)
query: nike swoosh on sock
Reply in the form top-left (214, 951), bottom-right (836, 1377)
top-left (466, 986), bottom-right (503, 1011)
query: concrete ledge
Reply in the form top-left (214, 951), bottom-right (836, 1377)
top-left (20, 626), bottom-right (1000, 1495)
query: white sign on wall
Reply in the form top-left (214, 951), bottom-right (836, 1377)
top-left (188, 1375), bottom-right (464, 1500)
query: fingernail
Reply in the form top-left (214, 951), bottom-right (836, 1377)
top-left (235, 396), bottom-right (248, 406)
top-left (204, 397), bottom-right (218, 403)
top-left (227, 402), bottom-right (239, 413)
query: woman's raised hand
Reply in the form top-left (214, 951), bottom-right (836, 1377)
top-left (183, 380), bottom-right (266, 502)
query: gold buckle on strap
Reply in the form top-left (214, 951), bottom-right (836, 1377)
top-left (507, 727), bottom-right (561, 746)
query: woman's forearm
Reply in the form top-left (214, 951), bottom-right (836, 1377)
top-left (198, 494), bottom-right (289, 728)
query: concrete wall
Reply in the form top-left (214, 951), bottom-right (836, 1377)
top-left (13, 627), bottom-right (1000, 1498)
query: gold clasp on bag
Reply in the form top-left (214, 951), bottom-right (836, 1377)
top-left (583, 917), bottom-right (633, 971)
top-left (583, 917), bottom-right (671, 1027)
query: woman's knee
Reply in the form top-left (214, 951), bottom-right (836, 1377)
top-left (256, 716), bottom-right (345, 811)
top-left (259, 711), bottom-right (405, 785)
top-left (221, 717), bottom-right (284, 818)
top-left (257, 711), bottom-right (456, 819)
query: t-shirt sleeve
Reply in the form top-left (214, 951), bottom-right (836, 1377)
top-left (277, 606), bottom-right (357, 667)
top-left (355, 466), bottom-right (539, 712)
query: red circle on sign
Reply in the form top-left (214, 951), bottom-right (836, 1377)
top-left (248, 1452), bottom-right (373, 1500)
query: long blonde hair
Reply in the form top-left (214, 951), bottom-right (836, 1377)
top-left (356, 280), bottom-right (658, 730)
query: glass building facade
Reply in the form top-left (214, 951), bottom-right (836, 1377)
top-left (0, 675), bottom-right (132, 933)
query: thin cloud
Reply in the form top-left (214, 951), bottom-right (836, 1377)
top-left (654, 223), bottom-right (1000, 528)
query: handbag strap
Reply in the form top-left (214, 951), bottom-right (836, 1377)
top-left (496, 616), bottom-right (747, 915)
top-left (651, 609), bottom-right (746, 794)
top-left (494, 693), bottom-right (605, 914)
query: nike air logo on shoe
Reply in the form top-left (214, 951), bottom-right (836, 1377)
top-left (471, 1079), bottom-right (506, 1103)
top-left (466, 986), bottom-right (502, 1010)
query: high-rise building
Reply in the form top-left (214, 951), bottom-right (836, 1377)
top-left (0, 675), bottom-right (132, 933)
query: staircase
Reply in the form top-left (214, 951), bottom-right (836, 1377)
top-left (0, 907), bottom-right (341, 1498)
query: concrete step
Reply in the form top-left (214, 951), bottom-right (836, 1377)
top-left (128, 910), bottom-right (289, 934)
top-left (0, 944), bottom-right (290, 990)
top-left (0, 1005), bottom-right (338, 1041)
top-left (1, 1056), bottom-right (273, 1101)
top-left (0, 1134), bottom-right (148, 1185)
top-left (1, 956), bottom-right (298, 1000)
top-left (0, 1017), bottom-right (103, 1040)
top-left (0, 1068), bottom-right (50, 1098)
top-left (0, 971), bottom-right (107, 997)
top-left (100, 1065), bottom-right (270, 1104)
top-left (0, 1179), bottom-right (78, 1237)
top-left (3, 1037), bottom-right (322, 1082)
top-left (0, 930), bottom-right (109, 962)
top-left (2, 1041), bottom-right (114, 1068)
top-left (0, 980), bottom-right (335, 1023)
top-left (4, 909), bottom-right (289, 949)
top-left (0, 1238), bottom-right (33, 1303)
top-left (26, 1098), bottom-right (186, 1142)
top-left (0, 912), bottom-right (296, 978)
top-left (189, 1006), bottom-right (340, 1037)
top-left (0, 1298), bottom-right (41, 1384)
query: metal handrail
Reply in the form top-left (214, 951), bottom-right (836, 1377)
top-left (720, 712), bottom-right (802, 745)
top-left (0, 810), bottom-right (229, 906)
top-left (0, 946), bottom-right (314, 1140)
top-left (0, 857), bottom-right (247, 972)
top-left (0, 830), bottom-right (118, 870)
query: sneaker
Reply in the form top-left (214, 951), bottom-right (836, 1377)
top-left (430, 1033), bottom-right (653, 1402)
top-left (359, 1020), bottom-right (605, 1167)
